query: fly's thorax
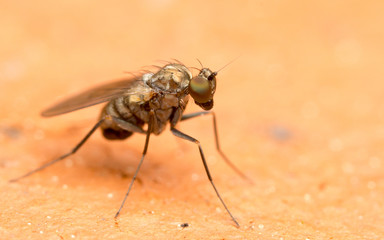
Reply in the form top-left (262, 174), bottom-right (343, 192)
top-left (144, 64), bottom-right (192, 93)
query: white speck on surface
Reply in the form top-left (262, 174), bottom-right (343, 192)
top-left (304, 193), bottom-right (312, 203)
top-left (46, 216), bottom-right (51, 219)
top-left (329, 138), bottom-right (344, 152)
top-left (40, 231), bottom-right (44, 234)
top-left (107, 193), bottom-right (114, 198)
top-left (51, 175), bottom-right (59, 182)
top-left (258, 224), bottom-right (264, 230)
top-left (71, 234), bottom-right (76, 238)
top-left (27, 222), bottom-right (31, 226)
top-left (191, 173), bottom-right (200, 181)
top-left (215, 207), bottom-right (222, 213)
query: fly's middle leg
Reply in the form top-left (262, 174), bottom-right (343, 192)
top-left (114, 110), bottom-right (155, 218)
top-left (181, 111), bottom-right (251, 183)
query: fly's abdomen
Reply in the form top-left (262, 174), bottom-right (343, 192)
top-left (102, 127), bottom-right (132, 140)
top-left (100, 97), bottom-right (144, 140)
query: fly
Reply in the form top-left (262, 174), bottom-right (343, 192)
top-left (10, 61), bottom-right (246, 227)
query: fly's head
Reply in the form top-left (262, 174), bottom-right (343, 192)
top-left (188, 68), bottom-right (217, 110)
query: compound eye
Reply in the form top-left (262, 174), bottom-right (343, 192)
top-left (189, 76), bottom-right (212, 103)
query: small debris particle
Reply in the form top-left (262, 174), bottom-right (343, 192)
top-left (178, 223), bottom-right (189, 228)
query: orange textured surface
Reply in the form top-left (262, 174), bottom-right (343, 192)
top-left (1, 1), bottom-right (384, 239)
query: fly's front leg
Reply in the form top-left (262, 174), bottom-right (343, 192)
top-left (181, 111), bottom-right (251, 182)
top-left (170, 127), bottom-right (239, 227)
top-left (9, 117), bottom-right (106, 182)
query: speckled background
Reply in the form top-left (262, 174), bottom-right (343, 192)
top-left (1, 1), bottom-right (384, 239)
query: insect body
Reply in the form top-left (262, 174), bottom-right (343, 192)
top-left (10, 62), bottom-right (241, 227)
top-left (99, 64), bottom-right (192, 139)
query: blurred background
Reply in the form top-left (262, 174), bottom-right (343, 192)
top-left (1, 0), bottom-right (384, 238)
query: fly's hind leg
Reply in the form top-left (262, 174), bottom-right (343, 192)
top-left (181, 111), bottom-right (251, 182)
top-left (9, 115), bottom-right (146, 183)
top-left (9, 118), bottom-right (107, 183)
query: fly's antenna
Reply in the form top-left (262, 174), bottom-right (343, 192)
top-left (215, 55), bottom-right (241, 74)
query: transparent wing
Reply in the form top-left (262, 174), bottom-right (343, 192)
top-left (42, 76), bottom-right (146, 117)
